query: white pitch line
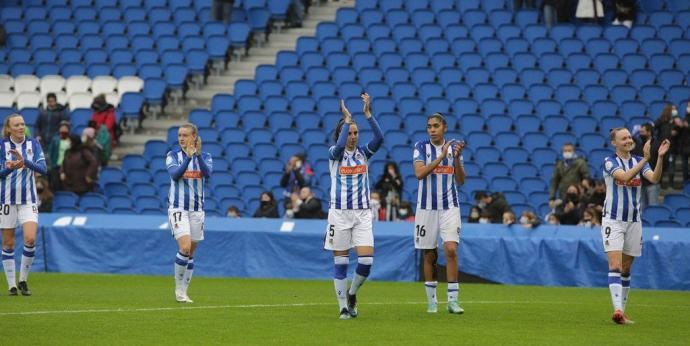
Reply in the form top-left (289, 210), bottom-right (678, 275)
top-left (1, 300), bottom-right (687, 316)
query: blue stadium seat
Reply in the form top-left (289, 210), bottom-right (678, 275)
top-left (664, 194), bottom-right (690, 212)
top-left (520, 177), bottom-right (547, 195)
top-left (644, 205), bottom-right (673, 225)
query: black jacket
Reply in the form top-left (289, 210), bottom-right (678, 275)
top-left (295, 197), bottom-right (325, 219)
top-left (253, 203), bottom-right (280, 218)
top-left (37, 104), bottom-right (69, 145)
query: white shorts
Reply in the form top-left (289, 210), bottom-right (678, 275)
top-left (414, 207), bottom-right (461, 249)
top-left (324, 209), bottom-right (373, 251)
top-left (168, 209), bottom-right (205, 242)
top-left (601, 219), bottom-right (642, 257)
top-left (0, 204), bottom-right (38, 229)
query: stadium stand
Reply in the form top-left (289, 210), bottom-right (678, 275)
top-left (2, 0), bottom-right (689, 226)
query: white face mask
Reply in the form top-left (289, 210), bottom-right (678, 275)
top-left (548, 219), bottom-right (559, 225)
top-left (477, 201), bottom-right (487, 209)
top-left (470, 211), bottom-right (479, 218)
top-left (520, 216), bottom-right (529, 224)
top-left (479, 218), bottom-right (490, 224)
top-left (583, 221), bottom-right (592, 227)
top-left (398, 209), bottom-right (409, 217)
top-left (370, 199), bottom-right (380, 208)
top-left (563, 152), bottom-right (574, 160)
top-left (672, 109), bottom-right (678, 117)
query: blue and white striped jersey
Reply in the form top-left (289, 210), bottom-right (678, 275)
top-left (414, 140), bottom-right (461, 210)
top-left (602, 154), bottom-right (651, 222)
top-left (328, 118), bottom-right (383, 210)
top-left (0, 138), bottom-right (47, 205)
top-left (166, 149), bottom-right (213, 211)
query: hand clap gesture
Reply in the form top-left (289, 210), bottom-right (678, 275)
top-left (340, 99), bottom-right (352, 124)
top-left (362, 92), bottom-right (372, 118)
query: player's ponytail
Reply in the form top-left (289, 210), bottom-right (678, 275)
top-left (2, 113), bottom-right (22, 138)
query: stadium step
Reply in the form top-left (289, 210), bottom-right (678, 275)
top-left (116, 0), bottom-right (354, 165)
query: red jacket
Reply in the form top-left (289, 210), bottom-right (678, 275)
top-left (91, 107), bottom-right (117, 147)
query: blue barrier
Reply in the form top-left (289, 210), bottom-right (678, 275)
top-left (18, 214), bottom-right (690, 290)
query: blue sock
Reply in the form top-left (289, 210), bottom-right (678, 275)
top-left (348, 256), bottom-right (373, 295)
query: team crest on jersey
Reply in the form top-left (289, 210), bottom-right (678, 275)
top-left (27, 148), bottom-right (32, 155)
top-left (605, 240), bottom-right (609, 246)
top-left (355, 153), bottom-right (362, 160)
top-left (605, 160), bottom-right (613, 171)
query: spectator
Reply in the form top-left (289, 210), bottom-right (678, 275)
top-left (555, 184), bottom-right (583, 225)
top-left (81, 126), bottom-right (103, 167)
top-left (612, 0), bottom-right (636, 28)
top-left (47, 121), bottom-right (72, 191)
top-left (91, 94), bottom-right (118, 148)
top-left (579, 207), bottom-right (601, 228)
top-left (520, 211), bottom-right (541, 228)
top-left (0, 24), bottom-right (5, 47)
top-left (212, 0), bottom-right (234, 22)
top-left (397, 201), bottom-right (415, 222)
top-left (632, 123), bottom-right (660, 210)
top-left (576, 0), bottom-right (604, 23)
top-left (543, 0), bottom-right (572, 28)
top-left (586, 180), bottom-right (606, 213)
top-left (89, 120), bottom-right (112, 166)
top-left (478, 211), bottom-right (492, 224)
top-left (292, 187), bottom-right (325, 219)
top-left (468, 206), bottom-right (481, 224)
top-left (36, 176), bottom-right (53, 213)
top-left (60, 135), bottom-right (99, 195)
top-left (655, 104), bottom-right (678, 187)
top-left (502, 211), bottom-right (517, 225)
top-left (370, 191), bottom-right (384, 221)
top-left (676, 103), bottom-right (690, 183)
top-left (474, 191), bottom-right (511, 224)
top-left (36, 93), bottom-right (69, 148)
top-left (280, 153), bottom-right (313, 206)
top-left (227, 206), bottom-right (241, 218)
top-left (375, 162), bottom-right (403, 220)
top-left (253, 191), bottom-right (280, 218)
top-left (549, 142), bottom-right (590, 206)
top-left (546, 213), bottom-right (561, 225)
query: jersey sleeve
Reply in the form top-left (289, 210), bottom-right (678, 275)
top-left (328, 145), bottom-right (341, 161)
top-left (165, 151), bottom-right (179, 169)
top-left (413, 142), bottom-right (425, 162)
top-left (603, 157), bottom-right (622, 176)
top-left (641, 161), bottom-right (652, 175)
top-left (32, 139), bottom-right (46, 163)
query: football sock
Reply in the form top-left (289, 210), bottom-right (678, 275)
top-left (621, 273), bottom-right (631, 313)
top-left (19, 244), bottom-right (35, 282)
top-left (348, 256), bottom-right (372, 295)
top-left (424, 281), bottom-right (438, 304)
top-left (608, 271), bottom-right (623, 311)
top-left (447, 282), bottom-right (459, 302)
top-left (2, 248), bottom-right (16, 289)
top-left (174, 252), bottom-right (189, 291)
top-left (333, 256), bottom-right (348, 311)
top-left (182, 258), bottom-right (194, 292)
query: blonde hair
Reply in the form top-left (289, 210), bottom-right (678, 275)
top-left (179, 123), bottom-right (202, 151)
top-left (609, 127), bottom-right (628, 141)
top-left (3, 113), bottom-right (23, 138)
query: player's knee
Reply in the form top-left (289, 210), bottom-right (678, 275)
top-left (445, 247), bottom-right (457, 259)
top-left (179, 245), bottom-right (191, 256)
top-left (24, 239), bottom-right (35, 247)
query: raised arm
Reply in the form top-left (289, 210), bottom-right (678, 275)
top-left (452, 141), bottom-right (466, 184)
top-left (643, 139), bottom-right (670, 184)
top-left (328, 100), bottom-right (352, 161)
top-left (609, 141), bottom-right (650, 183)
top-left (197, 153), bottom-right (213, 178)
top-left (362, 93), bottom-right (383, 155)
top-left (414, 140), bottom-right (454, 180)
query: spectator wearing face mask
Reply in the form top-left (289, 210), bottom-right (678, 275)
top-left (375, 162), bottom-right (403, 220)
top-left (467, 206), bottom-right (481, 223)
top-left (578, 207), bottom-right (601, 228)
top-left (549, 143), bottom-right (590, 209)
top-left (253, 191), bottom-right (279, 218)
top-left (632, 122), bottom-right (661, 210)
top-left (585, 180), bottom-right (606, 214)
top-left (36, 177), bottom-right (53, 213)
top-left (36, 93), bottom-right (69, 148)
top-left (280, 154), bottom-right (313, 206)
top-left (546, 213), bottom-right (560, 226)
top-left (60, 135), bottom-right (99, 195)
top-left (554, 184), bottom-right (583, 225)
top-left (397, 201), bottom-right (415, 222)
top-left (502, 211), bottom-right (517, 225)
top-left (520, 211), bottom-right (541, 229)
top-left (474, 191), bottom-right (511, 224)
top-left (369, 191), bottom-right (385, 221)
top-left (47, 121), bottom-right (72, 191)
top-left (227, 206), bottom-right (241, 218)
top-left (478, 211), bottom-right (493, 224)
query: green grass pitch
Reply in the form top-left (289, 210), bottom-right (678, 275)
top-left (2, 273), bottom-right (689, 345)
